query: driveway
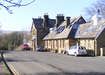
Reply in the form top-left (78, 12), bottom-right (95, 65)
top-left (4, 51), bottom-right (105, 75)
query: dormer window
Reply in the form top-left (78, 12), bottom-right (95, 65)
top-left (78, 19), bottom-right (83, 23)
top-left (56, 26), bottom-right (65, 34)
top-left (73, 24), bottom-right (79, 29)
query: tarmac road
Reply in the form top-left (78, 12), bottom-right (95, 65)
top-left (4, 51), bottom-right (105, 75)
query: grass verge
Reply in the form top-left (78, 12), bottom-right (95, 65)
top-left (1, 61), bottom-right (10, 75)
top-left (14, 46), bottom-right (22, 51)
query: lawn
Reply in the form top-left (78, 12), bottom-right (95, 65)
top-left (14, 45), bottom-right (22, 50)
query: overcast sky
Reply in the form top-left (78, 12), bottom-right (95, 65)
top-left (0, 0), bottom-right (96, 31)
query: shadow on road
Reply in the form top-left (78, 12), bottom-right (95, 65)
top-left (36, 72), bottom-right (105, 75)
top-left (5, 57), bottom-right (40, 63)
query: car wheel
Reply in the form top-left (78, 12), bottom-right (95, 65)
top-left (64, 51), bottom-right (67, 54)
top-left (74, 52), bottom-right (77, 56)
top-left (67, 52), bottom-right (70, 55)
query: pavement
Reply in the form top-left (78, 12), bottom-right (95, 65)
top-left (4, 51), bottom-right (105, 75)
top-left (0, 55), bottom-right (8, 75)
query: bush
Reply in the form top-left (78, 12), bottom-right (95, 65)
top-left (0, 32), bottom-right (24, 50)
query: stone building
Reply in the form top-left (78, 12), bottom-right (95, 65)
top-left (31, 14), bottom-right (56, 51)
top-left (43, 14), bottom-right (105, 56)
top-left (43, 16), bottom-right (86, 53)
top-left (31, 13), bottom-right (105, 56)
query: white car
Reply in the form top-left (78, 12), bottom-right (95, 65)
top-left (66, 46), bottom-right (87, 56)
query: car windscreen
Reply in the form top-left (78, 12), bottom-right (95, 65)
top-left (79, 47), bottom-right (86, 50)
top-left (70, 46), bottom-right (77, 50)
top-left (24, 44), bottom-right (28, 46)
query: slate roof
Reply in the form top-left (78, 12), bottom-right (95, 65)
top-left (32, 18), bottom-right (56, 29)
top-left (33, 18), bottom-right (43, 28)
top-left (44, 16), bottom-right (105, 40)
top-left (43, 16), bottom-right (84, 40)
top-left (75, 20), bottom-right (105, 39)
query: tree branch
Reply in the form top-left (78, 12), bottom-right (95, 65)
top-left (0, 0), bottom-right (35, 14)
top-left (85, 0), bottom-right (105, 20)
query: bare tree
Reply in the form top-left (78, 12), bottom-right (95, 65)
top-left (0, 0), bottom-right (35, 14)
top-left (85, 0), bottom-right (105, 20)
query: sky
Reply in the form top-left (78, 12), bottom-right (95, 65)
top-left (0, 0), bottom-right (96, 31)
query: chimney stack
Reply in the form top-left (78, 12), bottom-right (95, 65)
top-left (56, 14), bottom-right (64, 28)
top-left (66, 17), bottom-right (70, 27)
top-left (91, 9), bottom-right (101, 26)
top-left (43, 14), bottom-right (49, 27)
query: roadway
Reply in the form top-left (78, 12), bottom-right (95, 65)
top-left (4, 51), bottom-right (105, 75)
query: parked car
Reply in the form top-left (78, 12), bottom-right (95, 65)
top-left (21, 44), bottom-right (31, 50)
top-left (36, 46), bottom-right (43, 51)
top-left (66, 46), bottom-right (87, 56)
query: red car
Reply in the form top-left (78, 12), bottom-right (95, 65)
top-left (21, 44), bottom-right (31, 50)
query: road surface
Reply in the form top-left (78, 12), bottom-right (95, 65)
top-left (4, 51), bottom-right (105, 75)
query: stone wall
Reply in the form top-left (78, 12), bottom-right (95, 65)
top-left (44, 38), bottom-right (77, 53)
top-left (97, 29), bottom-right (105, 56)
top-left (79, 38), bottom-right (95, 56)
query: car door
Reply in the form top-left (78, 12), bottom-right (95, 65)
top-left (73, 46), bottom-right (78, 55)
top-left (79, 47), bottom-right (85, 54)
top-left (69, 46), bottom-right (75, 55)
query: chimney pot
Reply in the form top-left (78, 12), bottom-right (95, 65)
top-left (66, 17), bottom-right (71, 27)
top-left (43, 14), bottom-right (49, 27)
top-left (56, 14), bottom-right (64, 28)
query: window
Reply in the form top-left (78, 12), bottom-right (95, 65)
top-left (74, 46), bottom-right (77, 49)
top-left (32, 30), bottom-right (36, 35)
top-left (55, 40), bottom-right (58, 49)
top-left (24, 44), bottom-right (28, 46)
top-left (49, 40), bottom-right (51, 48)
top-left (63, 40), bottom-right (65, 48)
top-left (60, 40), bottom-right (62, 48)
top-left (45, 41), bottom-right (47, 48)
top-left (48, 41), bottom-right (49, 48)
top-left (79, 19), bottom-right (83, 23)
top-left (53, 40), bottom-right (54, 48)
top-left (56, 26), bottom-right (65, 34)
top-left (55, 40), bottom-right (56, 48)
top-left (51, 40), bottom-right (53, 48)
top-left (84, 40), bottom-right (86, 47)
top-left (58, 40), bottom-right (60, 48)
top-left (70, 46), bottom-right (77, 50)
top-left (47, 41), bottom-right (48, 48)
top-left (79, 47), bottom-right (85, 50)
top-left (73, 24), bottom-right (79, 29)
top-left (53, 40), bottom-right (55, 48)
top-left (88, 40), bottom-right (90, 49)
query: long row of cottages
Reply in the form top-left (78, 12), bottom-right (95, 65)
top-left (31, 13), bottom-right (105, 56)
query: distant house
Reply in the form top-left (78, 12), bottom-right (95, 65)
top-left (43, 16), bottom-right (86, 53)
top-left (31, 14), bottom-right (56, 51)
